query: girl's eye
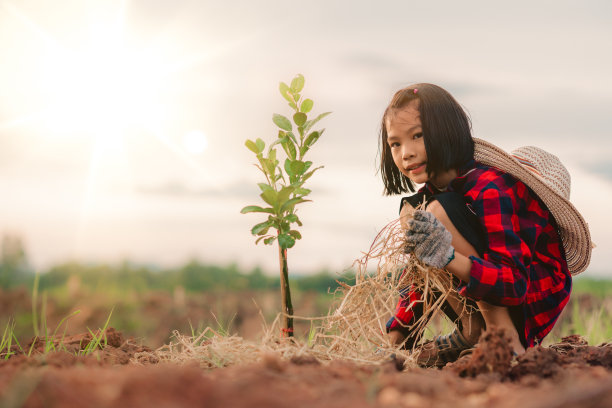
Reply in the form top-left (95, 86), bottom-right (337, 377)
top-left (390, 142), bottom-right (400, 148)
top-left (413, 132), bottom-right (423, 139)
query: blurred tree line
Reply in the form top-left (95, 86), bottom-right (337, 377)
top-left (0, 234), bottom-right (351, 294)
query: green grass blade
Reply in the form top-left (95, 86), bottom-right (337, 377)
top-left (27, 336), bottom-right (38, 357)
top-left (51, 310), bottom-right (81, 339)
top-left (32, 273), bottom-right (40, 337)
top-left (41, 291), bottom-right (48, 346)
top-left (11, 332), bottom-right (23, 353)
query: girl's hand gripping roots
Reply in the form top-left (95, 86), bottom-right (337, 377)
top-left (404, 210), bottom-right (455, 269)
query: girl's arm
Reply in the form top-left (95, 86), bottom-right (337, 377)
top-left (453, 186), bottom-right (531, 306)
top-left (445, 252), bottom-right (472, 282)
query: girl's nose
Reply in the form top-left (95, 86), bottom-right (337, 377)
top-left (402, 146), bottom-right (415, 160)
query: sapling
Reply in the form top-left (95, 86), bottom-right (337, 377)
top-left (241, 74), bottom-right (330, 337)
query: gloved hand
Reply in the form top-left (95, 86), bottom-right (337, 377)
top-left (404, 210), bottom-right (455, 269)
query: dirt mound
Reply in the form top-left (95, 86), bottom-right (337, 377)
top-left (447, 327), bottom-right (514, 378)
top-left (1, 331), bottom-right (612, 408)
top-left (445, 329), bottom-right (612, 385)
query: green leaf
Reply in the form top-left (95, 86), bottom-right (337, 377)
top-left (302, 166), bottom-right (323, 182)
top-left (281, 137), bottom-right (297, 160)
top-left (255, 235), bottom-right (269, 244)
top-left (293, 112), bottom-right (307, 127)
top-left (273, 114), bottom-right (292, 131)
top-left (294, 188), bottom-right (311, 196)
top-left (280, 197), bottom-right (308, 212)
top-left (241, 205), bottom-right (274, 214)
top-left (286, 131), bottom-right (298, 145)
top-left (304, 131), bottom-right (320, 148)
top-left (290, 74), bottom-right (305, 93)
top-left (300, 99), bottom-right (313, 113)
top-left (255, 138), bottom-right (265, 153)
top-left (279, 220), bottom-right (290, 234)
top-left (279, 82), bottom-right (293, 103)
top-left (260, 189), bottom-right (278, 207)
top-left (300, 131), bottom-right (320, 156)
top-left (291, 215), bottom-right (302, 226)
top-left (286, 214), bottom-right (298, 223)
top-left (269, 133), bottom-right (284, 150)
top-left (258, 149), bottom-right (277, 177)
top-left (263, 236), bottom-right (277, 245)
top-left (284, 159), bottom-right (294, 177)
top-left (258, 183), bottom-right (273, 193)
top-left (268, 147), bottom-right (277, 164)
top-left (245, 139), bottom-right (258, 154)
top-left (289, 180), bottom-right (305, 189)
top-left (288, 101), bottom-right (297, 110)
top-left (289, 230), bottom-right (302, 240)
top-left (304, 112), bottom-right (331, 133)
top-left (251, 221), bottom-right (272, 236)
top-left (278, 233), bottom-right (296, 249)
top-left (290, 160), bottom-right (306, 176)
top-left (277, 186), bottom-right (295, 204)
top-left (260, 158), bottom-right (274, 178)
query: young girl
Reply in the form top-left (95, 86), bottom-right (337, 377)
top-left (380, 83), bottom-right (592, 366)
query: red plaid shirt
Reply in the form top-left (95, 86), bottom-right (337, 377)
top-left (387, 161), bottom-right (572, 347)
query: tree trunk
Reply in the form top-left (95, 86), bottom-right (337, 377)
top-left (278, 245), bottom-right (294, 337)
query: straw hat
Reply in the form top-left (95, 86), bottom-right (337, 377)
top-left (473, 138), bottom-right (592, 275)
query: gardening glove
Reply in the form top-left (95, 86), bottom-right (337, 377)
top-left (404, 210), bottom-right (455, 269)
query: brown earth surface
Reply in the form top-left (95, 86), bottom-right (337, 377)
top-left (1, 328), bottom-right (611, 408)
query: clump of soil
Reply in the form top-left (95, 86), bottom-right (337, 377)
top-left (511, 345), bottom-right (563, 379)
top-left (446, 327), bottom-right (514, 378)
top-left (445, 329), bottom-right (612, 383)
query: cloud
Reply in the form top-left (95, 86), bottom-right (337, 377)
top-left (136, 178), bottom-right (335, 199)
top-left (582, 160), bottom-right (612, 183)
top-left (136, 180), bottom-right (258, 198)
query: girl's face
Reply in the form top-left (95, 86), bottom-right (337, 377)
top-left (385, 100), bottom-right (430, 185)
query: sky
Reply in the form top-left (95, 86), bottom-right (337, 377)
top-left (1, 0), bottom-right (611, 277)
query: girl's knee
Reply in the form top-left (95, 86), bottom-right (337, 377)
top-left (425, 198), bottom-right (479, 258)
top-left (425, 200), bottom-right (452, 227)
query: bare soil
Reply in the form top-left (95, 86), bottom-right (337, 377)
top-left (1, 328), bottom-right (611, 408)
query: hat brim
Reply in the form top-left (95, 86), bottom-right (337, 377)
top-left (473, 138), bottom-right (592, 275)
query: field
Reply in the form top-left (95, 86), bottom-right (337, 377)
top-left (1, 261), bottom-right (611, 408)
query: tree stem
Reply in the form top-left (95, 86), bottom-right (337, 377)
top-left (278, 244), bottom-right (294, 337)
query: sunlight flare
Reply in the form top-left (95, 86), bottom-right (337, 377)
top-left (183, 130), bottom-right (209, 155)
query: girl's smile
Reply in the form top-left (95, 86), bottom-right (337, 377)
top-left (407, 162), bottom-right (427, 175)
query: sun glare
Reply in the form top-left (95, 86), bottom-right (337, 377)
top-left (41, 24), bottom-right (164, 138)
top-left (1, 0), bottom-right (230, 211)
top-left (183, 130), bottom-right (208, 155)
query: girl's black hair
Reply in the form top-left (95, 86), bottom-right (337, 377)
top-left (379, 83), bottom-right (474, 195)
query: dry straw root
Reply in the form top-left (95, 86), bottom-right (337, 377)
top-left (134, 208), bottom-right (468, 368)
